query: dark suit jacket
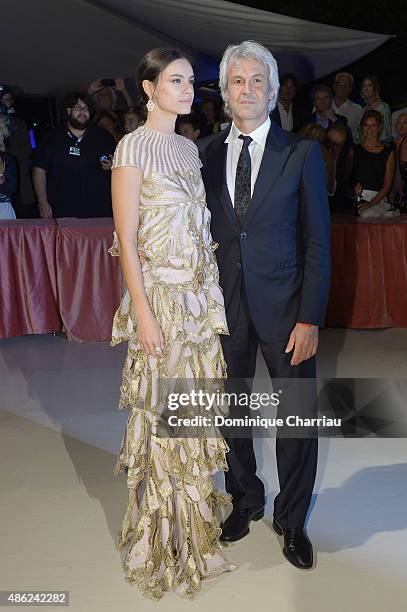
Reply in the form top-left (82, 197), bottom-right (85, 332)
top-left (197, 121), bottom-right (331, 344)
top-left (271, 101), bottom-right (312, 133)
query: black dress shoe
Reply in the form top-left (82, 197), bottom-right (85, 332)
top-left (272, 518), bottom-right (314, 569)
top-left (220, 506), bottom-right (265, 543)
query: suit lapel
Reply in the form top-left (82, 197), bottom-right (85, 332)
top-left (244, 122), bottom-right (293, 226)
top-left (205, 128), bottom-right (240, 231)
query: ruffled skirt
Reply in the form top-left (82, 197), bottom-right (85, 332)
top-left (111, 280), bottom-right (236, 600)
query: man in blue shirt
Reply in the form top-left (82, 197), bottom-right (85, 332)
top-left (311, 84), bottom-right (348, 130)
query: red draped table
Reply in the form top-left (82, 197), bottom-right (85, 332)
top-left (0, 217), bottom-right (121, 341)
top-left (0, 218), bottom-right (62, 338)
top-left (326, 214), bottom-right (407, 328)
top-left (1, 215), bottom-right (407, 341)
top-left (55, 218), bottom-right (122, 342)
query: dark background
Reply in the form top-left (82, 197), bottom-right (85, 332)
top-left (11, 0), bottom-right (407, 136)
top-left (229, 0), bottom-right (407, 107)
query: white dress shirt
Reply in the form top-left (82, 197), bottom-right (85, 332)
top-left (277, 100), bottom-right (294, 131)
top-left (331, 99), bottom-right (363, 140)
top-left (225, 117), bottom-right (271, 205)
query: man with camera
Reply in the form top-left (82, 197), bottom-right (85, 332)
top-left (87, 77), bottom-right (134, 112)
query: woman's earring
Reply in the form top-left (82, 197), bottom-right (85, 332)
top-left (146, 99), bottom-right (155, 112)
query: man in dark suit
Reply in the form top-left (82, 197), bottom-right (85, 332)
top-left (197, 41), bottom-right (331, 570)
top-left (271, 73), bottom-right (312, 132)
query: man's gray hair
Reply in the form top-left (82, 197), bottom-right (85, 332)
top-left (311, 83), bottom-right (333, 100)
top-left (335, 72), bottom-right (354, 87)
top-left (219, 40), bottom-right (280, 115)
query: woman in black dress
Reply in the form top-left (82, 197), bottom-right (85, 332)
top-left (351, 110), bottom-right (396, 218)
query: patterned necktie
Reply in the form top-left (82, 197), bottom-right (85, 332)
top-left (234, 135), bottom-right (252, 226)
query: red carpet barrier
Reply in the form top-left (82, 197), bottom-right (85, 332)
top-left (0, 219), bottom-right (62, 338)
top-left (1, 215), bottom-right (407, 341)
top-left (55, 218), bottom-right (122, 342)
top-left (326, 215), bottom-right (407, 328)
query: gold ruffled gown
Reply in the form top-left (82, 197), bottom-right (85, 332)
top-left (108, 125), bottom-right (236, 600)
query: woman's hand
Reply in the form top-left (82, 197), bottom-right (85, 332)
top-left (137, 309), bottom-right (165, 357)
top-left (358, 200), bottom-right (372, 211)
top-left (138, 248), bottom-right (146, 264)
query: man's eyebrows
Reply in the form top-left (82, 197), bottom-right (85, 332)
top-left (230, 73), bottom-right (266, 79)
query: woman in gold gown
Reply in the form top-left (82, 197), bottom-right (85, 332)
top-left (108, 48), bottom-right (235, 600)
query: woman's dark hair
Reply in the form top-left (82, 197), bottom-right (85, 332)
top-left (327, 122), bottom-right (349, 139)
top-left (176, 113), bottom-right (201, 131)
top-left (280, 73), bottom-right (298, 89)
top-left (361, 75), bottom-right (381, 98)
top-left (361, 109), bottom-right (383, 129)
top-left (137, 48), bottom-right (191, 105)
top-left (298, 122), bottom-right (327, 142)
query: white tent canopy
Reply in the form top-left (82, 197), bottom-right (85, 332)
top-left (2, 0), bottom-right (390, 95)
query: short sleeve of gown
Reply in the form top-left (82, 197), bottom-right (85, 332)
top-left (188, 139), bottom-right (203, 170)
top-left (111, 133), bottom-right (143, 170)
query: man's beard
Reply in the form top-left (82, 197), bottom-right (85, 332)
top-left (69, 115), bottom-right (90, 130)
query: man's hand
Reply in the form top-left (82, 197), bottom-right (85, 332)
top-left (87, 79), bottom-right (103, 95)
top-left (285, 323), bottom-right (319, 366)
top-left (38, 201), bottom-right (53, 218)
top-left (114, 77), bottom-right (127, 92)
top-left (324, 109), bottom-right (338, 122)
top-left (100, 154), bottom-right (113, 171)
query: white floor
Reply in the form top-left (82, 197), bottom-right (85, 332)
top-left (1, 328), bottom-right (407, 611)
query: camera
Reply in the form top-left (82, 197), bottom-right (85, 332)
top-left (100, 78), bottom-right (116, 88)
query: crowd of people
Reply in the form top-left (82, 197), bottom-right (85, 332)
top-left (0, 70), bottom-right (407, 220)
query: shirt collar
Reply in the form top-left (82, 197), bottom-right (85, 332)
top-left (277, 100), bottom-right (292, 111)
top-left (67, 128), bottom-right (87, 144)
top-left (332, 99), bottom-right (349, 112)
top-left (225, 116), bottom-right (271, 147)
top-left (316, 113), bottom-right (329, 123)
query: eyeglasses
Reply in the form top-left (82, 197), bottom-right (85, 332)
top-left (71, 105), bottom-right (89, 112)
